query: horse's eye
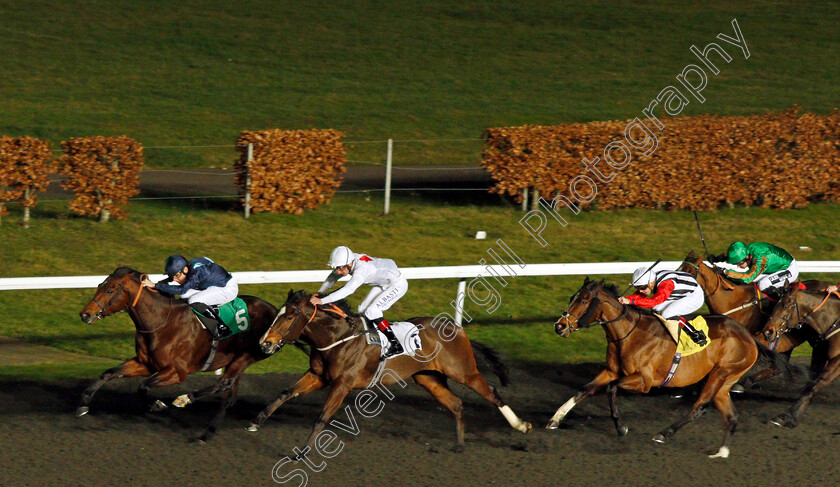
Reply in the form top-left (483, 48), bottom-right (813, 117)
top-left (107, 289), bottom-right (113, 294)
top-left (581, 300), bottom-right (588, 304)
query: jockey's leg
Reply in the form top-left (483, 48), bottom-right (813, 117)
top-left (187, 280), bottom-right (239, 339)
top-left (660, 287), bottom-right (706, 345)
top-left (679, 317), bottom-right (707, 346)
top-left (362, 277), bottom-right (409, 359)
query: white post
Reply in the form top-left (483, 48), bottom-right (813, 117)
top-left (521, 187), bottom-right (528, 211)
top-left (244, 142), bottom-right (253, 219)
top-left (454, 278), bottom-right (467, 327)
top-left (384, 138), bottom-right (393, 215)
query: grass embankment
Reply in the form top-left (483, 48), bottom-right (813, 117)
top-left (0, 1), bottom-right (837, 167)
top-left (2, 196), bottom-right (839, 379)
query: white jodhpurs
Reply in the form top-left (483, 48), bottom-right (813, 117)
top-left (181, 277), bottom-right (239, 306)
top-left (755, 260), bottom-right (799, 291)
top-left (358, 276), bottom-right (408, 321)
top-left (652, 286), bottom-right (705, 320)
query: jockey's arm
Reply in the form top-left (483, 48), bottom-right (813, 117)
top-left (320, 270), bottom-right (366, 304)
top-left (318, 270), bottom-right (340, 295)
top-left (627, 280), bottom-right (675, 308)
top-left (725, 256), bottom-right (767, 283)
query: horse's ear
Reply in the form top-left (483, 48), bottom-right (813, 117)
top-left (583, 276), bottom-right (591, 285)
top-left (688, 250), bottom-right (696, 259)
top-left (288, 288), bottom-right (295, 299)
top-left (599, 278), bottom-right (605, 285)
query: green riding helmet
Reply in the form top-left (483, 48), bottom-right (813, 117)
top-left (726, 241), bottom-right (748, 264)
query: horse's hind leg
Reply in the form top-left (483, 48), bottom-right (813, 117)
top-left (456, 372), bottom-right (531, 433)
top-left (413, 372), bottom-right (465, 449)
top-left (197, 376), bottom-right (242, 444)
top-left (76, 358), bottom-right (151, 417)
top-left (248, 370), bottom-right (325, 432)
top-left (653, 369), bottom-right (729, 444)
top-left (772, 354), bottom-right (840, 428)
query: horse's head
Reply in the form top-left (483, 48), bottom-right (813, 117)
top-left (555, 277), bottom-right (605, 337)
top-left (762, 281), bottom-right (805, 342)
top-left (259, 289), bottom-right (312, 355)
top-left (679, 250), bottom-right (702, 278)
top-left (79, 267), bottom-right (143, 324)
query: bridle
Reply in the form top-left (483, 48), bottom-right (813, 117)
top-left (88, 274), bottom-right (172, 334)
top-left (768, 290), bottom-right (840, 342)
top-left (263, 301), bottom-right (349, 351)
top-left (557, 287), bottom-right (636, 342)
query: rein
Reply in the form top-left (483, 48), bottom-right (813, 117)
top-left (560, 289), bottom-right (638, 342)
top-left (270, 302), bottom-right (354, 349)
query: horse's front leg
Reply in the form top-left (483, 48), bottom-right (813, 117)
top-left (139, 367), bottom-right (187, 412)
top-left (76, 358), bottom-right (151, 417)
top-left (546, 368), bottom-right (618, 429)
top-left (248, 370), bottom-right (326, 432)
top-left (295, 380), bottom-right (354, 461)
top-left (772, 354), bottom-right (840, 428)
top-left (606, 381), bottom-right (627, 436)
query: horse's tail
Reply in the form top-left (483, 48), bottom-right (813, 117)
top-left (753, 338), bottom-right (807, 384)
top-left (470, 340), bottom-right (510, 387)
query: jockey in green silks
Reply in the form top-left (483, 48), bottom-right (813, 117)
top-left (716, 242), bottom-right (798, 300)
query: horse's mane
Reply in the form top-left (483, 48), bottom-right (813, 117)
top-left (288, 289), bottom-right (360, 319)
top-left (599, 282), bottom-right (620, 298)
top-left (113, 267), bottom-right (143, 280)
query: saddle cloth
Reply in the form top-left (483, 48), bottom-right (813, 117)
top-left (191, 298), bottom-right (250, 339)
top-left (676, 316), bottom-right (710, 357)
top-left (373, 321), bottom-right (423, 359)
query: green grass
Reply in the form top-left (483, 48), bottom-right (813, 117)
top-left (0, 1), bottom-right (837, 167)
top-left (2, 196), bottom-right (839, 378)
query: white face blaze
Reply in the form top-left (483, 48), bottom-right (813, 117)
top-left (259, 306), bottom-right (288, 352)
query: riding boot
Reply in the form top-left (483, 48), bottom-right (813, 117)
top-left (679, 317), bottom-right (707, 346)
top-left (193, 303), bottom-right (226, 340)
top-left (375, 318), bottom-right (404, 358)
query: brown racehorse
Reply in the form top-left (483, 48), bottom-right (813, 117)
top-left (679, 250), bottom-right (829, 391)
top-left (761, 283), bottom-right (840, 428)
top-left (251, 289), bottom-right (531, 453)
top-left (550, 278), bottom-right (793, 458)
top-left (78, 267), bottom-right (279, 442)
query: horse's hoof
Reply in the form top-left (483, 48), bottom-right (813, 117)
top-left (451, 444), bottom-right (465, 453)
top-left (150, 399), bottom-right (168, 412)
top-left (708, 446), bottom-right (730, 459)
top-left (652, 434), bottom-right (666, 444)
top-left (195, 437), bottom-right (207, 446)
top-left (172, 394), bottom-right (190, 408)
top-left (75, 406), bottom-right (89, 417)
top-left (730, 384), bottom-right (745, 394)
top-left (617, 425), bottom-right (629, 437)
top-left (545, 420), bottom-right (559, 430)
top-left (519, 422), bottom-right (532, 434)
top-left (246, 423), bottom-right (260, 432)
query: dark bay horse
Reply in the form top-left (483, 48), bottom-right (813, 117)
top-left (78, 267), bottom-right (278, 441)
top-left (679, 250), bottom-right (829, 391)
top-left (252, 289), bottom-right (531, 452)
top-left (551, 278), bottom-right (793, 458)
top-left (761, 284), bottom-right (840, 428)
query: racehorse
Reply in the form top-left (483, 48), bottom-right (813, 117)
top-left (761, 283), bottom-right (840, 428)
top-left (679, 250), bottom-right (829, 391)
top-left (252, 289), bottom-right (531, 453)
top-left (550, 277), bottom-right (793, 458)
top-left (78, 267), bottom-right (279, 442)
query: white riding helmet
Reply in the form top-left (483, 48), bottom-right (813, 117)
top-left (327, 246), bottom-right (354, 269)
top-left (631, 266), bottom-right (655, 287)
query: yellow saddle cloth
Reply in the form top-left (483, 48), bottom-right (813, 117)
top-left (676, 316), bottom-right (710, 356)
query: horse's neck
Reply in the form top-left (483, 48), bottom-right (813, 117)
top-left (303, 314), bottom-right (353, 348)
top-left (702, 269), bottom-right (753, 310)
top-left (597, 293), bottom-right (640, 340)
top-left (130, 287), bottom-right (190, 332)
top-left (801, 294), bottom-right (840, 334)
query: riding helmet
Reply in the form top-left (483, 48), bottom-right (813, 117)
top-left (164, 254), bottom-right (188, 277)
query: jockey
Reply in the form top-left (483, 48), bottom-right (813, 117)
top-left (310, 246), bottom-right (408, 359)
top-left (141, 255), bottom-right (238, 340)
top-left (618, 267), bottom-right (707, 346)
top-left (717, 241), bottom-right (798, 300)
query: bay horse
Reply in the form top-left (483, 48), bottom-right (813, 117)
top-left (761, 283), bottom-right (840, 428)
top-left (550, 277), bottom-right (793, 458)
top-left (251, 289), bottom-right (531, 453)
top-left (679, 250), bottom-right (829, 391)
top-left (78, 267), bottom-right (278, 442)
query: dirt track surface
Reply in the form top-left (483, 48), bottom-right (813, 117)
top-left (2, 361), bottom-right (839, 487)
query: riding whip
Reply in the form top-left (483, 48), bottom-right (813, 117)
top-left (621, 258), bottom-right (662, 296)
top-left (693, 210), bottom-right (711, 260)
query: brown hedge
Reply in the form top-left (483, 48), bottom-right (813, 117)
top-left (0, 136), bottom-right (53, 222)
top-left (234, 129), bottom-right (346, 214)
top-left (57, 136), bottom-right (144, 221)
top-left (483, 108), bottom-right (840, 210)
